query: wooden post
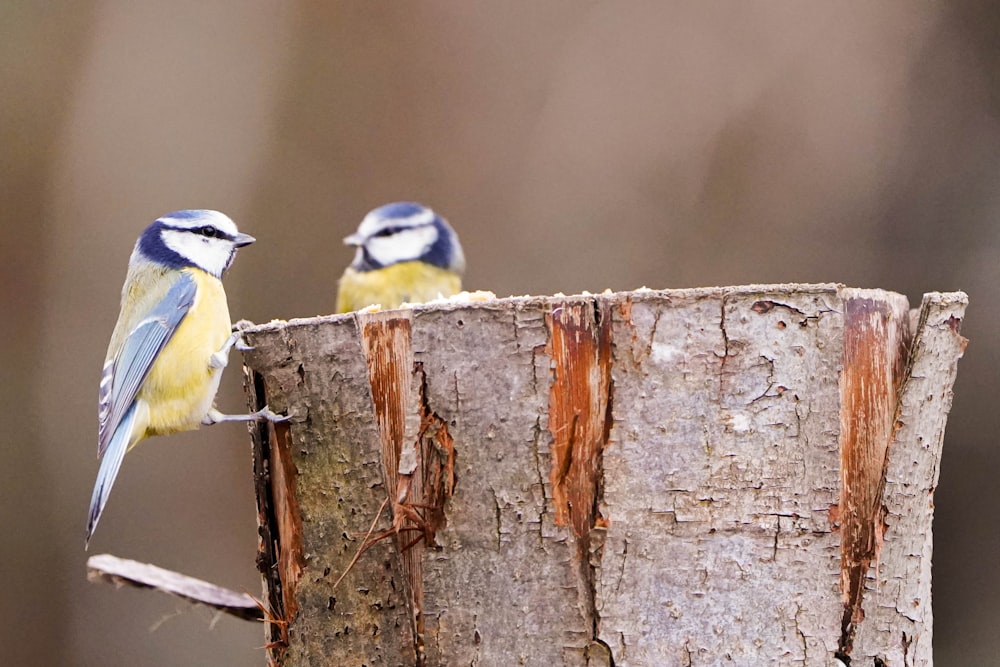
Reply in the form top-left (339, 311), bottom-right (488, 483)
top-left (240, 285), bottom-right (966, 666)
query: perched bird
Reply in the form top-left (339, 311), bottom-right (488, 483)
top-left (336, 202), bottom-right (465, 313)
top-left (87, 210), bottom-right (283, 546)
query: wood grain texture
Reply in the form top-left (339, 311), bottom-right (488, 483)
top-left (598, 286), bottom-right (847, 664)
top-left (239, 285), bottom-right (966, 666)
top-left (408, 301), bottom-right (593, 665)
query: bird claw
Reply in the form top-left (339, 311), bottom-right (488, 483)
top-left (231, 320), bottom-right (256, 352)
top-left (254, 406), bottom-right (291, 423)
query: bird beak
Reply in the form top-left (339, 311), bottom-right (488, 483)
top-left (234, 233), bottom-right (256, 247)
top-left (343, 233), bottom-right (364, 247)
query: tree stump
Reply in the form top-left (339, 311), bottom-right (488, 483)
top-left (240, 284), bottom-right (967, 666)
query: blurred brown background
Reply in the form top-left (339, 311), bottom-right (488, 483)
top-left (2, 3), bottom-right (998, 665)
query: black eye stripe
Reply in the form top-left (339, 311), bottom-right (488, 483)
top-left (372, 224), bottom-right (428, 239)
top-left (162, 224), bottom-right (234, 241)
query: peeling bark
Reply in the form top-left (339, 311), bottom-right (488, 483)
top-left (837, 291), bottom-right (911, 656)
top-left (240, 285), bottom-right (966, 666)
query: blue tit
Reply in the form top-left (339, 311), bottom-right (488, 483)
top-left (336, 202), bottom-right (465, 313)
top-left (87, 209), bottom-right (283, 546)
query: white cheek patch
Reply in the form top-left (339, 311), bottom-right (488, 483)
top-left (162, 231), bottom-right (233, 277)
top-left (367, 225), bottom-right (438, 267)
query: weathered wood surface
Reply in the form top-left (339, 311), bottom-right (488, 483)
top-left (240, 284), bottom-right (967, 666)
top-left (85, 554), bottom-right (263, 621)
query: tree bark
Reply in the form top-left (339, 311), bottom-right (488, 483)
top-left (240, 284), bottom-right (966, 666)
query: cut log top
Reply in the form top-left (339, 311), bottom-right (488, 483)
top-left (244, 282), bottom-right (864, 334)
top-left (239, 284), bottom-right (967, 667)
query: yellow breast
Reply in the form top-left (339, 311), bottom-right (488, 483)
top-left (139, 269), bottom-right (232, 436)
top-left (336, 261), bottom-right (462, 313)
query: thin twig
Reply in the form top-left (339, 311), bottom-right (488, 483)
top-left (332, 497), bottom-right (390, 590)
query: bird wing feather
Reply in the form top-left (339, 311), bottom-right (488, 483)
top-left (97, 273), bottom-right (197, 457)
top-left (87, 400), bottom-right (141, 545)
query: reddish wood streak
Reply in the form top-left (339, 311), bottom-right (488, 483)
top-left (837, 295), bottom-right (911, 655)
top-left (546, 301), bottom-right (613, 538)
top-left (416, 366), bottom-right (456, 540)
top-left (359, 313), bottom-right (456, 667)
top-left (946, 315), bottom-right (969, 354)
top-left (362, 317), bottom-right (412, 488)
top-left (271, 422), bottom-right (306, 626)
top-left (358, 314), bottom-right (425, 662)
top-left (246, 366), bottom-right (293, 664)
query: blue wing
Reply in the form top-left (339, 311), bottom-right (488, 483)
top-left (97, 273), bottom-right (197, 457)
top-left (87, 400), bottom-right (140, 545)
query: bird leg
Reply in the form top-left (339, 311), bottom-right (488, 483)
top-left (203, 406), bottom-right (289, 425)
top-left (209, 323), bottom-right (257, 370)
top-left (209, 331), bottom-right (240, 370)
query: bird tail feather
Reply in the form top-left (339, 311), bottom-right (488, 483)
top-left (86, 402), bottom-right (139, 548)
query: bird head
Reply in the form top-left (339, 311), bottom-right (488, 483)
top-left (137, 210), bottom-right (255, 278)
top-left (344, 202), bottom-right (465, 275)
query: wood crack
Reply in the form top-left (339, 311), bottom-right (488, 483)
top-left (245, 362), bottom-right (297, 663)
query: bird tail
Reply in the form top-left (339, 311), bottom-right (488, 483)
top-left (86, 402), bottom-right (139, 548)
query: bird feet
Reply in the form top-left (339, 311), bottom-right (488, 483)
top-left (231, 319), bottom-right (257, 352)
top-left (203, 406), bottom-right (290, 425)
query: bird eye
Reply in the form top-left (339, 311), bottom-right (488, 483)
top-left (200, 226), bottom-right (218, 238)
top-left (374, 227), bottom-right (395, 238)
